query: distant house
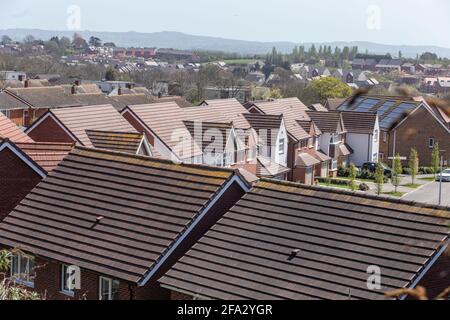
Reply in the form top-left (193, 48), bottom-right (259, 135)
top-left (203, 86), bottom-right (251, 104)
top-left (306, 111), bottom-right (351, 173)
top-left (0, 146), bottom-right (250, 300)
top-left (0, 71), bottom-right (27, 81)
top-left (160, 179), bottom-right (450, 300)
top-left (337, 95), bottom-right (450, 165)
top-left (245, 98), bottom-right (332, 183)
top-left (0, 86), bottom-right (83, 126)
top-left (375, 59), bottom-right (403, 72)
top-left (245, 71), bottom-right (266, 86)
top-left (341, 111), bottom-right (380, 166)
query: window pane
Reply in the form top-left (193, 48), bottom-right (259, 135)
top-left (111, 280), bottom-right (120, 300)
top-left (100, 277), bottom-right (111, 300)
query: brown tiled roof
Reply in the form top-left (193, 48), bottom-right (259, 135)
top-left (73, 93), bottom-right (112, 106)
top-left (155, 96), bottom-right (193, 108)
top-left (0, 90), bottom-right (31, 110)
top-left (256, 156), bottom-right (290, 177)
top-left (85, 130), bottom-right (144, 154)
top-left (109, 94), bottom-right (155, 111)
top-left (160, 179), bottom-right (450, 300)
top-left (124, 102), bottom-right (203, 160)
top-left (4, 87), bottom-right (82, 109)
top-left (0, 146), bottom-right (240, 283)
top-left (0, 112), bottom-right (34, 143)
top-left (313, 150), bottom-right (331, 162)
top-left (306, 111), bottom-right (344, 133)
top-left (15, 142), bottom-right (74, 172)
top-left (341, 111), bottom-right (377, 134)
top-left (326, 98), bottom-right (346, 110)
top-left (251, 98), bottom-right (310, 141)
top-left (296, 152), bottom-right (321, 167)
top-left (310, 103), bottom-right (328, 112)
top-left (202, 99), bottom-right (251, 129)
top-left (336, 143), bottom-right (353, 157)
top-left (48, 104), bottom-right (137, 147)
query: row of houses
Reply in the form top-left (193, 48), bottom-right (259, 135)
top-left (0, 111), bottom-right (449, 299)
top-left (0, 87), bottom-right (449, 299)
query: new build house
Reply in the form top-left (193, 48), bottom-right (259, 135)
top-left (0, 147), bottom-right (250, 300)
top-left (337, 95), bottom-right (450, 166)
top-left (160, 179), bottom-right (450, 300)
top-left (25, 104), bottom-right (152, 156)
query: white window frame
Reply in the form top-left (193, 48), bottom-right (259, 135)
top-left (330, 134), bottom-right (340, 145)
top-left (330, 159), bottom-right (338, 171)
top-left (382, 131), bottom-right (387, 143)
top-left (374, 129), bottom-right (378, 143)
top-left (278, 138), bottom-right (285, 155)
top-left (429, 138), bottom-right (435, 149)
top-left (10, 252), bottom-right (35, 287)
top-left (61, 264), bottom-right (75, 296)
top-left (99, 276), bottom-right (120, 300)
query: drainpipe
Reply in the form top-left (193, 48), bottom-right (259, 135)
top-left (128, 283), bottom-right (134, 300)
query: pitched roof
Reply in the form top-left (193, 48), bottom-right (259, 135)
top-left (4, 86), bottom-right (82, 109)
top-left (0, 89), bottom-right (30, 110)
top-left (310, 103), bottom-right (328, 112)
top-left (0, 112), bottom-right (34, 143)
top-left (337, 95), bottom-right (421, 130)
top-left (85, 130), bottom-right (145, 154)
top-left (341, 111), bottom-right (377, 134)
top-left (160, 180), bottom-right (450, 300)
top-left (14, 142), bottom-right (74, 172)
top-left (109, 94), bottom-right (155, 111)
top-left (73, 93), bottom-right (112, 106)
top-left (250, 98), bottom-right (310, 141)
top-left (306, 111), bottom-right (344, 133)
top-left (296, 152), bottom-right (321, 167)
top-left (124, 102), bottom-right (203, 159)
top-left (201, 99), bottom-right (251, 129)
top-left (45, 104), bottom-right (137, 147)
top-left (243, 113), bottom-right (282, 130)
top-left (256, 156), bottom-right (290, 177)
top-left (0, 146), bottom-right (243, 283)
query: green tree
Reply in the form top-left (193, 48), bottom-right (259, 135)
top-left (0, 250), bottom-right (40, 300)
top-left (88, 36), bottom-right (102, 47)
top-left (104, 67), bottom-right (117, 81)
top-left (392, 154), bottom-right (403, 193)
top-left (375, 162), bottom-right (385, 196)
top-left (349, 163), bottom-right (357, 191)
top-left (431, 143), bottom-right (440, 177)
top-left (304, 77), bottom-right (352, 104)
top-left (409, 148), bottom-right (419, 185)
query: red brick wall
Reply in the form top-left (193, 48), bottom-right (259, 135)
top-left (27, 115), bottom-right (75, 143)
top-left (0, 147), bottom-right (42, 221)
top-left (393, 107), bottom-right (450, 166)
top-left (122, 111), bottom-right (155, 145)
top-left (170, 290), bottom-right (194, 300)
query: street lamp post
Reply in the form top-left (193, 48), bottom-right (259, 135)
top-left (438, 150), bottom-right (446, 206)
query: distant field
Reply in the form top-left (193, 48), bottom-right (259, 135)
top-left (222, 59), bottom-right (259, 65)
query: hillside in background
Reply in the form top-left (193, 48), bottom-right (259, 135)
top-left (2, 28), bottom-right (450, 58)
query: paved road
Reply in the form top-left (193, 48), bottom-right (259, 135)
top-left (403, 181), bottom-right (450, 206)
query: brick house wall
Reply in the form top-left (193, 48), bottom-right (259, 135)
top-left (27, 115), bottom-right (75, 144)
top-left (391, 107), bottom-right (450, 166)
top-left (1, 180), bottom-right (246, 300)
top-left (0, 148), bottom-right (42, 221)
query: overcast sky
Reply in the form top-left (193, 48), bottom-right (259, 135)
top-left (1, 0), bottom-right (450, 48)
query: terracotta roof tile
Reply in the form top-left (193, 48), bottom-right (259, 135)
top-left (0, 112), bottom-right (34, 143)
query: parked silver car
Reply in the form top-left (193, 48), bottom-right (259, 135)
top-left (436, 169), bottom-right (450, 182)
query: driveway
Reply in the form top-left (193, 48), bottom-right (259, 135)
top-left (403, 181), bottom-right (450, 206)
